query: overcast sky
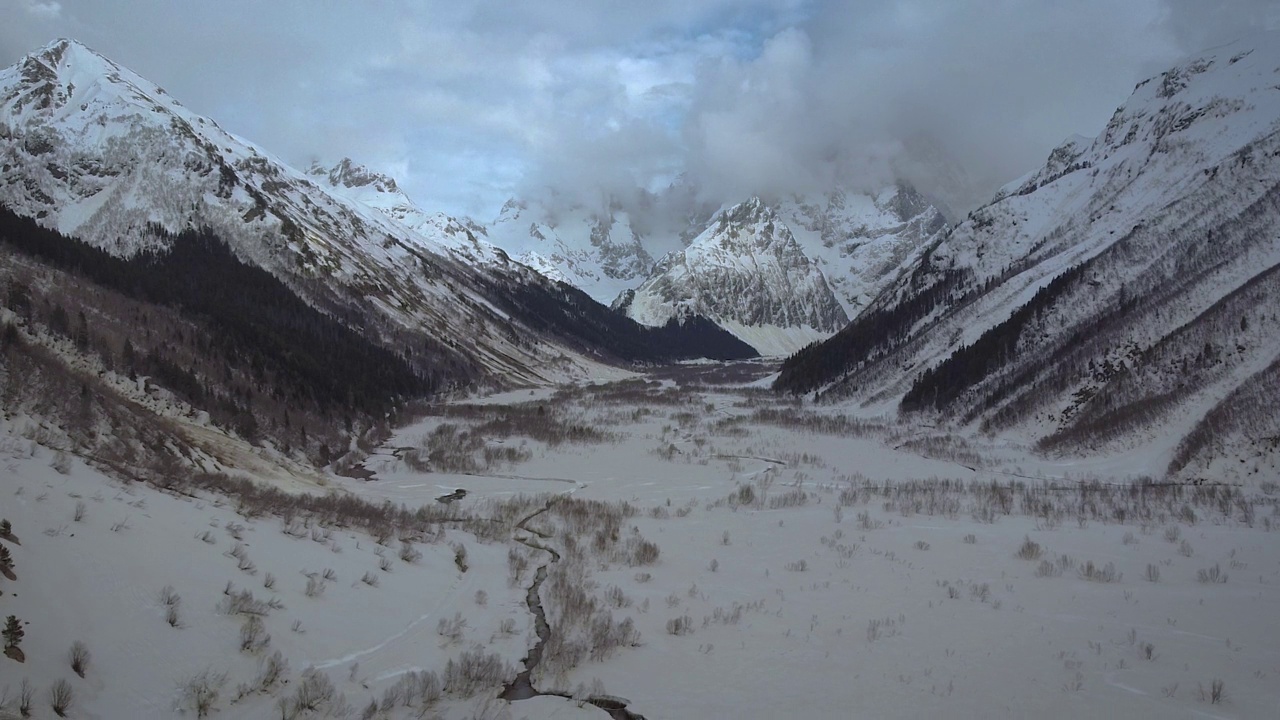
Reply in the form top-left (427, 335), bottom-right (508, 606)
top-left (2, 1), bottom-right (1277, 218)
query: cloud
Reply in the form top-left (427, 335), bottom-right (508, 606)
top-left (0, 0), bottom-right (1274, 219)
top-left (16, 0), bottom-right (61, 19)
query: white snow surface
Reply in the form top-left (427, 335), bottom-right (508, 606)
top-left (5, 371), bottom-right (1277, 719)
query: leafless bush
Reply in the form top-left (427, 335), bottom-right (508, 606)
top-left (1015, 536), bottom-right (1043, 560)
top-left (1140, 642), bottom-right (1157, 661)
top-left (379, 556), bottom-right (394, 573)
top-left (1197, 564), bottom-right (1227, 584)
top-left (1078, 561), bottom-right (1121, 583)
top-left (255, 650), bottom-right (289, 692)
top-left (239, 615), bottom-right (270, 653)
top-left (360, 571), bottom-right (379, 587)
top-left (1163, 526), bottom-right (1181, 543)
top-left (1146, 564), bottom-right (1161, 583)
top-left (624, 538), bottom-right (660, 566)
top-left (442, 649), bottom-right (512, 697)
top-left (666, 615), bottom-right (693, 636)
top-left (451, 543), bottom-right (467, 572)
top-left (159, 584), bottom-right (181, 607)
top-left (1122, 531), bottom-right (1138, 545)
top-left (784, 559), bottom-right (808, 572)
top-left (914, 540), bottom-right (930, 551)
top-left (436, 612), bottom-right (467, 644)
top-left (48, 679), bottom-right (73, 717)
top-left (217, 588), bottom-right (274, 616)
top-left (1179, 539), bottom-right (1194, 557)
top-left (474, 590), bottom-right (488, 607)
top-left (72, 501), bottom-right (86, 522)
top-left (970, 583), bottom-right (991, 603)
top-left (962, 534), bottom-right (976, 544)
top-left (304, 577), bottom-right (326, 598)
top-left (67, 641), bottom-right (90, 678)
top-left (322, 568), bottom-right (336, 581)
top-left (288, 668), bottom-right (341, 716)
top-left (1035, 560), bottom-right (1062, 578)
top-left (263, 572), bottom-right (276, 590)
top-left (1199, 678), bottom-right (1225, 704)
top-left (399, 540), bottom-right (422, 564)
top-left (197, 530), bottom-right (216, 544)
top-left (16, 678), bottom-right (34, 718)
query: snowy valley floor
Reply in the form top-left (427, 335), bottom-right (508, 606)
top-left (2, 361), bottom-right (1278, 719)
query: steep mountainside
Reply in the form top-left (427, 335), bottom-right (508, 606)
top-left (776, 34), bottom-right (1280, 480)
top-left (776, 183), bottom-right (948, 315)
top-left (484, 198), bottom-right (691, 304)
top-left (616, 199), bottom-right (849, 356)
top-left (0, 39), bottom-right (752, 392)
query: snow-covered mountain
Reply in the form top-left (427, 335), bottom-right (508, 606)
top-left (0, 39), bottom-right (752, 391)
top-left (615, 198), bottom-right (848, 356)
top-left (776, 183), bottom-right (948, 316)
top-left (777, 33), bottom-right (1280, 480)
top-left (308, 158), bottom-right (506, 266)
top-left (485, 183), bottom-right (946, 356)
top-left (484, 197), bottom-right (690, 304)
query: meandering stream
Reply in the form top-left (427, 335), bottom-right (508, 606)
top-left (499, 500), bottom-right (646, 720)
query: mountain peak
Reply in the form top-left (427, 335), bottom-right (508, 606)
top-left (313, 158), bottom-right (401, 194)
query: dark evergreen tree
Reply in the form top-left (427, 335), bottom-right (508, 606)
top-left (2, 615), bottom-right (22, 650)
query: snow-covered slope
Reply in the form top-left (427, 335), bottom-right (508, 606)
top-left (617, 199), bottom-right (848, 356)
top-left (309, 158), bottom-right (507, 267)
top-left (777, 33), bottom-right (1280, 479)
top-left (776, 183), bottom-right (948, 316)
top-left (484, 198), bottom-right (688, 304)
top-left (0, 39), bottom-right (752, 387)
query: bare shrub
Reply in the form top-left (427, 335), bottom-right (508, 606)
top-left (474, 590), bottom-right (488, 607)
top-left (1122, 531), bottom-right (1138, 545)
top-left (914, 540), bottom-right (930, 551)
top-left (1199, 679), bottom-right (1225, 704)
top-left (1145, 563), bottom-right (1161, 583)
top-left (263, 572), bottom-right (276, 590)
top-left (442, 649), bottom-right (512, 697)
top-left (217, 588), bottom-right (273, 616)
top-left (1078, 561), bottom-right (1122, 583)
top-left (1196, 564), bottom-right (1227, 584)
top-left (289, 668), bottom-right (339, 715)
top-left (1179, 539), bottom-right (1194, 557)
top-left (666, 615), bottom-right (693, 636)
top-left (304, 577), bottom-right (326, 598)
top-left (17, 678), bottom-right (34, 718)
top-left (784, 559), bottom-right (808, 572)
top-left (1015, 536), bottom-right (1043, 560)
top-left (48, 679), bottom-right (73, 717)
top-left (67, 641), bottom-right (90, 678)
top-left (360, 571), bottom-right (379, 587)
top-left (159, 585), bottom-right (181, 607)
top-left (1163, 526), bottom-right (1181, 543)
top-left (436, 612), bottom-right (467, 644)
top-left (962, 534), bottom-right (977, 544)
top-left (399, 540), bottom-right (422, 564)
top-left (254, 650), bottom-right (289, 692)
top-left (72, 501), bottom-right (86, 522)
top-left (239, 616), bottom-right (270, 653)
top-left (379, 556), bottom-right (394, 573)
top-left (1035, 559), bottom-right (1062, 578)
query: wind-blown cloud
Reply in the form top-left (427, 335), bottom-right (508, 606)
top-left (0, 0), bottom-right (1274, 219)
